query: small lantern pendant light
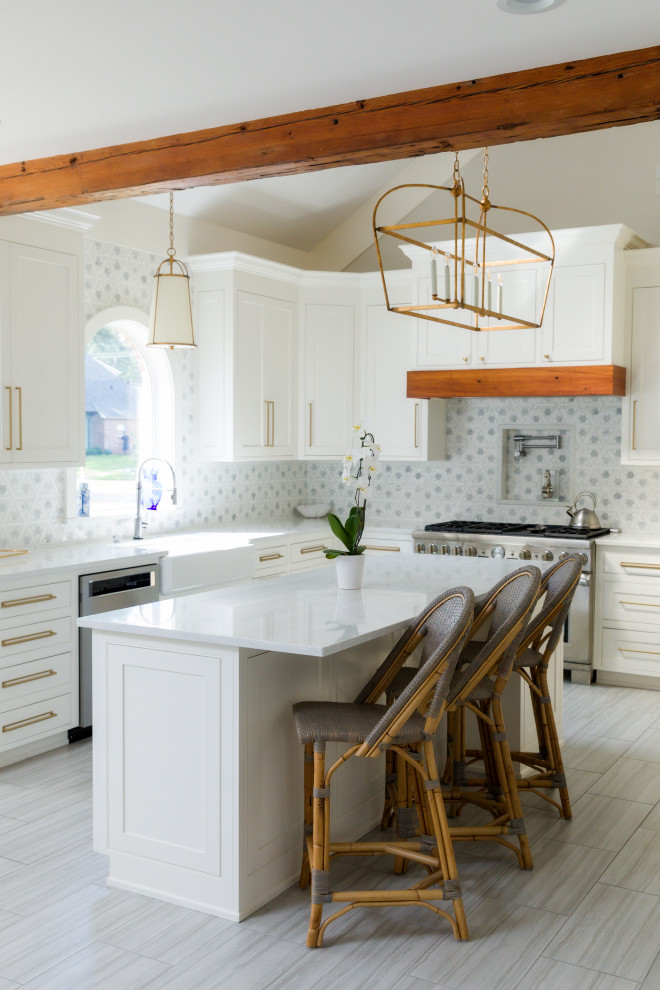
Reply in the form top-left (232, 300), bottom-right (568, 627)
top-left (148, 192), bottom-right (196, 349)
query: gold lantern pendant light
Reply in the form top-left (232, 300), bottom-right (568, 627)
top-left (372, 149), bottom-right (555, 333)
top-left (148, 192), bottom-right (196, 349)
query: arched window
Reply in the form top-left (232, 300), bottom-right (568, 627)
top-left (78, 307), bottom-right (175, 516)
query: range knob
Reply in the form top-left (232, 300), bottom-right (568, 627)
top-left (578, 552), bottom-right (588, 566)
top-left (558, 551), bottom-right (569, 561)
top-left (541, 550), bottom-right (554, 562)
top-left (440, 544), bottom-right (450, 555)
top-left (415, 542), bottom-right (426, 553)
top-left (465, 546), bottom-right (477, 557)
top-left (519, 548), bottom-right (532, 560)
top-left (429, 543), bottom-right (439, 555)
top-left (452, 545), bottom-right (463, 556)
top-left (490, 545), bottom-right (505, 559)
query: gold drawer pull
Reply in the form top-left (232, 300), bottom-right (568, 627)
top-left (365, 545), bottom-right (401, 552)
top-left (2, 629), bottom-right (56, 648)
top-left (2, 668), bottom-right (57, 688)
top-left (618, 648), bottom-right (660, 656)
top-left (1, 593), bottom-right (56, 609)
top-left (300, 545), bottom-right (326, 554)
top-left (618, 600), bottom-right (660, 608)
top-left (619, 562), bottom-right (660, 570)
top-left (3, 710), bottom-right (57, 733)
top-left (259, 553), bottom-right (284, 562)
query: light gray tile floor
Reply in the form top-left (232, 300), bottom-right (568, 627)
top-left (2, 681), bottom-right (660, 988)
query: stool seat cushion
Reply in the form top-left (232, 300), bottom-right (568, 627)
top-left (292, 700), bottom-right (426, 746)
top-left (514, 647), bottom-right (543, 670)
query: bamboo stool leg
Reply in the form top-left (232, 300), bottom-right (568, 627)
top-left (538, 663), bottom-right (572, 819)
top-left (422, 740), bottom-right (469, 941)
top-left (307, 742), bottom-right (328, 948)
top-left (491, 696), bottom-right (533, 870)
top-left (300, 742), bottom-right (314, 888)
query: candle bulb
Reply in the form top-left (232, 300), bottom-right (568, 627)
top-left (443, 259), bottom-right (451, 301)
top-left (473, 266), bottom-right (480, 310)
top-left (497, 274), bottom-right (503, 315)
top-left (430, 250), bottom-right (437, 298)
top-left (487, 273), bottom-right (493, 312)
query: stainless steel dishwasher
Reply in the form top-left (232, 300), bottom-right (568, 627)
top-left (73, 563), bottom-right (160, 738)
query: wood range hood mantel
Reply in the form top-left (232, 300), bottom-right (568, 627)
top-left (407, 365), bottom-right (626, 399)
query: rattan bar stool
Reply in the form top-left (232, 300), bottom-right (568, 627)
top-left (507, 553), bottom-right (582, 819)
top-left (440, 566), bottom-right (542, 869)
top-left (292, 586), bottom-right (474, 948)
top-left (381, 567), bottom-right (542, 869)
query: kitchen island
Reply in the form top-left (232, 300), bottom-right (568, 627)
top-left (80, 553), bottom-right (559, 921)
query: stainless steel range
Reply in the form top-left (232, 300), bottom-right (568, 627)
top-left (412, 519), bottom-right (611, 685)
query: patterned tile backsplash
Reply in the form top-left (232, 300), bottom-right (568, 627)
top-left (1, 238), bottom-right (658, 549)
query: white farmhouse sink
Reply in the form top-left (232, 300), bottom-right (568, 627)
top-left (126, 531), bottom-right (258, 595)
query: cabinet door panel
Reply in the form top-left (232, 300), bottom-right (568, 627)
top-left (628, 286), bottom-right (660, 461)
top-left (236, 292), bottom-right (267, 452)
top-left (9, 244), bottom-right (81, 464)
top-left (304, 304), bottom-right (354, 456)
top-left (478, 266), bottom-right (538, 366)
top-left (416, 276), bottom-right (472, 368)
top-left (263, 298), bottom-right (295, 455)
top-left (365, 305), bottom-right (419, 459)
top-left (542, 264), bottom-right (605, 363)
top-left (196, 289), bottom-right (227, 460)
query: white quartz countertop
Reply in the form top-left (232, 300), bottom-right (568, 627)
top-left (78, 554), bottom-right (539, 657)
top-left (0, 541), bottom-right (167, 583)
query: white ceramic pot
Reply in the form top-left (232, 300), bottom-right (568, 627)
top-left (335, 553), bottom-right (366, 590)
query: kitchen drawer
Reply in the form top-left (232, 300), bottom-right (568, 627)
top-left (601, 550), bottom-right (660, 578)
top-left (600, 626), bottom-right (660, 678)
top-left (601, 580), bottom-right (660, 626)
top-left (0, 651), bottom-right (73, 711)
top-left (254, 544), bottom-right (289, 574)
top-left (289, 538), bottom-right (332, 568)
top-left (0, 580), bottom-right (72, 619)
top-left (0, 615), bottom-right (72, 662)
top-left (0, 693), bottom-right (74, 749)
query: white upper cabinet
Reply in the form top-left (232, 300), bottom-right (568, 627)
top-left (621, 248), bottom-right (660, 465)
top-left (191, 254), bottom-right (298, 462)
top-left (404, 225), bottom-right (644, 371)
top-left (361, 277), bottom-right (446, 461)
top-left (0, 233), bottom-right (83, 468)
top-left (299, 278), bottom-right (359, 459)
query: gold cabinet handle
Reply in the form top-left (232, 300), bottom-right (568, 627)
top-left (618, 600), bottom-right (660, 608)
top-left (1, 593), bottom-right (56, 609)
top-left (3, 710), bottom-right (56, 733)
top-left (264, 400), bottom-right (275, 446)
top-left (2, 629), bottom-right (57, 648)
top-left (365, 545), bottom-right (401, 552)
top-left (259, 552), bottom-right (284, 562)
top-left (414, 403), bottom-right (419, 448)
top-left (5, 386), bottom-right (12, 451)
top-left (632, 399), bottom-right (638, 451)
top-left (309, 402), bottom-right (313, 447)
top-left (619, 562), bottom-right (660, 570)
top-left (270, 400), bottom-right (275, 447)
top-left (2, 668), bottom-right (57, 689)
top-left (618, 648), bottom-right (660, 657)
top-left (15, 387), bottom-right (22, 451)
top-left (300, 545), bottom-right (326, 554)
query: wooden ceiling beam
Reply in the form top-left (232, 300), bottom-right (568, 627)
top-left (0, 45), bottom-right (658, 216)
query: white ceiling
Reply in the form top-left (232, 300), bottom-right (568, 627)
top-left (3, 0), bottom-right (659, 252)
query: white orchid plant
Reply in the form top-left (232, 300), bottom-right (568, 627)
top-left (324, 425), bottom-right (381, 558)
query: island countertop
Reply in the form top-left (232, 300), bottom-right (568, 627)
top-left (78, 553), bottom-right (537, 657)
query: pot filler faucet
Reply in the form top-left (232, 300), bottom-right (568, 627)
top-left (134, 457), bottom-right (177, 540)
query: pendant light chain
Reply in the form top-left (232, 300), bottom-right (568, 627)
top-left (168, 192), bottom-right (176, 260)
top-left (481, 147), bottom-right (490, 207)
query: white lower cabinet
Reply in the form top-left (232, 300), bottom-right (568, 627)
top-left (594, 544), bottom-right (660, 683)
top-left (0, 574), bottom-right (78, 761)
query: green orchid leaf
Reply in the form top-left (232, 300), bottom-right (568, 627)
top-left (326, 513), bottom-right (352, 551)
top-left (323, 549), bottom-right (346, 559)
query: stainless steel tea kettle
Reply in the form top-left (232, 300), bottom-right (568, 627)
top-left (566, 491), bottom-right (601, 529)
